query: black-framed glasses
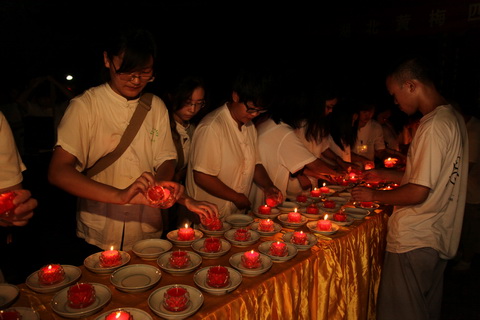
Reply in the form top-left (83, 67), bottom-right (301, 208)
top-left (244, 102), bottom-right (267, 114)
top-left (111, 61), bottom-right (155, 83)
top-left (183, 100), bottom-right (206, 109)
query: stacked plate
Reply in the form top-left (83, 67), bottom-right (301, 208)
top-left (148, 285), bottom-right (204, 319)
top-left (193, 266), bottom-right (242, 295)
top-left (223, 229), bottom-right (260, 247)
top-left (157, 251), bottom-right (202, 276)
top-left (249, 221), bottom-right (282, 236)
top-left (167, 229), bottom-right (204, 247)
top-left (338, 192), bottom-right (352, 201)
top-left (197, 222), bottom-right (232, 237)
top-left (258, 241), bottom-right (298, 262)
top-left (282, 232), bottom-right (318, 251)
top-left (94, 308), bottom-right (152, 320)
top-left (84, 252), bottom-right (130, 274)
top-left (190, 238), bottom-right (231, 259)
top-left (132, 239), bottom-right (173, 260)
top-left (225, 214), bottom-right (254, 227)
top-left (25, 265), bottom-right (81, 294)
top-left (110, 264), bottom-right (161, 293)
top-left (229, 252), bottom-right (273, 277)
top-left (50, 283), bottom-right (112, 319)
top-left (252, 208), bottom-right (282, 219)
top-left (306, 221), bottom-right (340, 235)
top-left (277, 214), bottom-right (308, 229)
top-left (277, 201), bottom-right (307, 214)
top-left (343, 207), bottom-right (370, 220)
top-left (0, 283), bottom-right (19, 309)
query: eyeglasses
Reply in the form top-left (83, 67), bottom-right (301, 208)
top-left (244, 102), bottom-right (267, 114)
top-left (183, 100), bottom-right (206, 109)
top-left (111, 61), bottom-right (155, 83)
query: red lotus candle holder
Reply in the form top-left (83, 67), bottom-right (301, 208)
top-left (317, 215), bottom-right (332, 231)
top-left (169, 250), bottom-right (190, 269)
top-left (100, 248), bottom-right (122, 268)
top-left (204, 237), bottom-right (221, 253)
top-left (0, 308), bottom-right (22, 320)
top-left (383, 157), bottom-right (398, 168)
top-left (146, 185), bottom-right (175, 209)
top-left (323, 200), bottom-right (336, 209)
top-left (333, 212), bottom-right (347, 222)
top-left (163, 286), bottom-right (190, 312)
top-left (0, 191), bottom-right (16, 220)
top-left (105, 310), bottom-right (133, 320)
top-left (292, 231), bottom-right (307, 245)
top-left (306, 204), bottom-right (320, 214)
top-left (269, 241), bottom-right (288, 257)
top-left (202, 217), bottom-right (223, 231)
top-left (296, 194), bottom-right (308, 203)
top-left (67, 283), bottom-right (96, 309)
top-left (38, 264), bottom-right (65, 285)
top-left (319, 183), bottom-right (330, 194)
top-left (258, 218), bottom-right (274, 232)
top-left (241, 250), bottom-right (261, 269)
top-left (265, 195), bottom-right (281, 207)
top-left (206, 266), bottom-right (230, 288)
top-left (233, 228), bottom-right (251, 241)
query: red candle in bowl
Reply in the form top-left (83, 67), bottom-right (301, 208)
top-left (204, 237), bottom-right (221, 253)
top-left (258, 205), bottom-right (272, 215)
top-left (169, 250), bottom-right (190, 268)
top-left (269, 241), bottom-right (288, 256)
top-left (241, 250), bottom-right (261, 269)
top-left (317, 215), bottom-right (332, 231)
top-left (360, 201), bottom-right (374, 208)
top-left (258, 219), bottom-right (274, 232)
top-left (177, 224), bottom-right (195, 241)
top-left (163, 286), bottom-right (190, 312)
top-left (292, 231), bottom-right (307, 245)
top-left (384, 157), bottom-right (398, 168)
top-left (100, 247), bottom-right (122, 268)
top-left (319, 183), bottom-right (330, 194)
top-left (202, 217), bottom-right (222, 231)
top-left (67, 283), bottom-right (96, 309)
top-left (38, 264), bottom-right (65, 285)
top-left (333, 212), bottom-right (347, 222)
top-left (296, 194), bottom-right (308, 203)
top-left (287, 210), bottom-right (302, 223)
top-left (234, 228), bottom-right (251, 241)
top-left (0, 309), bottom-right (22, 320)
top-left (0, 191), bottom-right (16, 220)
top-left (310, 188), bottom-right (321, 197)
top-left (105, 310), bottom-right (133, 320)
top-left (306, 204), bottom-right (319, 214)
top-left (323, 200), bottom-right (336, 209)
top-left (206, 266), bottom-right (230, 288)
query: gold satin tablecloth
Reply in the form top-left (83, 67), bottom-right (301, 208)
top-left (11, 208), bottom-right (389, 320)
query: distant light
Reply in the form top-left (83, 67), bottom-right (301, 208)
top-left (66, 75), bottom-right (73, 81)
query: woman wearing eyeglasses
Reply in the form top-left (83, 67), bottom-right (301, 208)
top-left (48, 28), bottom-right (217, 253)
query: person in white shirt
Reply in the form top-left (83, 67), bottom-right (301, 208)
top-left (48, 28), bottom-right (217, 252)
top-left (186, 66), bottom-right (283, 218)
top-left (352, 56), bottom-right (469, 320)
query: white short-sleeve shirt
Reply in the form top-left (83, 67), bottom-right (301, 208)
top-left (56, 83), bottom-right (177, 250)
top-left (354, 119), bottom-right (385, 160)
top-left (186, 104), bottom-right (260, 218)
top-left (0, 111), bottom-right (26, 189)
top-left (387, 105), bottom-right (468, 259)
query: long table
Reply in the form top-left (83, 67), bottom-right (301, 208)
top-left (10, 206), bottom-right (389, 320)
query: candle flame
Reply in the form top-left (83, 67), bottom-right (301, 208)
top-left (115, 312), bottom-right (122, 319)
top-left (264, 204), bottom-right (268, 208)
top-left (250, 250), bottom-right (255, 254)
top-left (322, 182), bottom-right (326, 187)
top-left (324, 214), bottom-right (328, 220)
top-left (184, 223), bottom-right (189, 228)
top-left (294, 208), bottom-right (297, 213)
top-left (300, 231), bottom-right (304, 234)
top-left (48, 265), bottom-right (53, 270)
top-left (110, 246), bottom-right (114, 251)
top-left (266, 219), bottom-right (270, 222)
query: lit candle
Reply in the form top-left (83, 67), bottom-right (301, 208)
top-left (265, 195), bottom-right (280, 207)
top-left (269, 241), bottom-right (288, 256)
top-left (163, 286), bottom-right (190, 312)
top-left (0, 191), bottom-right (16, 219)
top-left (348, 172), bottom-right (358, 183)
top-left (100, 246), bottom-right (122, 268)
top-left (258, 219), bottom-right (274, 232)
top-left (319, 183), bottom-right (330, 194)
top-left (317, 214), bottom-right (332, 231)
top-left (384, 157), bottom-right (398, 168)
top-left (287, 208), bottom-right (302, 223)
top-left (333, 212), bottom-right (347, 222)
top-left (206, 266), bottom-right (230, 288)
top-left (177, 224), bottom-right (195, 241)
top-left (296, 194), bottom-right (308, 202)
top-left (292, 231), bottom-right (307, 245)
top-left (38, 264), bottom-right (65, 285)
top-left (306, 204), bottom-right (319, 214)
top-left (204, 237), bottom-right (221, 253)
top-left (258, 205), bottom-right (272, 215)
top-left (105, 310), bottom-right (133, 320)
top-left (67, 283), bottom-right (96, 309)
top-left (241, 250), bottom-right (261, 268)
top-left (389, 183), bottom-right (400, 189)
top-left (310, 188), bottom-right (321, 198)
top-left (323, 200), bottom-right (336, 209)
top-left (364, 163), bottom-right (375, 170)
top-left (169, 250), bottom-right (190, 268)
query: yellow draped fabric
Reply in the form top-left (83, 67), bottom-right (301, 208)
top-left (12, 209), bottom-right (389, 320)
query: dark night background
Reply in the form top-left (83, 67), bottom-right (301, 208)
top-left (1, 1), bottom-right (480, 318)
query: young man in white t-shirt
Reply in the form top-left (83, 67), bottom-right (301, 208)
top-left (352, 57), bottom-right (469, 320)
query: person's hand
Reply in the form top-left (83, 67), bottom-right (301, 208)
top-left (264, 186), bottom-right (284, 207)
top-left (0, 189), bottom-right (37, 227)
top-left (351, 186), bottom-right (376, 202)
top-left (183, 197), bottom-right (219, 223)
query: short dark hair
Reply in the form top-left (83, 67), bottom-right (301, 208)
top-left (388, 56), bottom-right (438, 87)
top-left (231, 64), bottom-right (276, 110)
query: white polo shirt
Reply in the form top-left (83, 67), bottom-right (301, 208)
top-left (0, 111), bottom-right (26, 189)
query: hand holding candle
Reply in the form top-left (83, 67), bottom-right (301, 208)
top-left (146, 185), bottom-right (175, 209)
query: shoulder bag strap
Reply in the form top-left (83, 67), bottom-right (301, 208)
top-left (85, 93), bottom-right (153, 178)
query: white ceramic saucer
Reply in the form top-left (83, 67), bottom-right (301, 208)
top-left (84, 251), bottom-right (130, 274)
top-left (0, 283), bottom-right (19, 309)
top-left (224, 214), bottom-right (254, 227)
top-left (252, 208), bottom-right (282, 219)
top-left (25, 265), bottom-right (82, 294)
top-left (277, 214), bottom-right (308, 229)
top-left (223, 229), bottom-right (260, 247)
top-left (148, 285), bottom-right (203, 319)
top-left (132, 239), bottom-right (173, 260)
top-left (343, 207), bottom-right (370, 220)
top-left (110, 264), bottom-right (161, 293)
top-left (352, 201), bottom-right (380, 212)
top-left (167, 229), bottom-right (204, 247)
top-left (228, 252), bottom-right (273, 277)
top-left (277, 201), bottom-right (307, 214)
top-left (306, 221), bottom-right (340, 235)
top-left (193, 266), bottom-right (242, 295)
top-left (258, 241), bottom-right (298, 262)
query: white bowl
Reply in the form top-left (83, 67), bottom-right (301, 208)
top-left (94, 308), bottom-right (152, 320)
top-left (25, 265), bottom-right (82, 294)
top-left (223, 228), bottom-right (260, 247)
top-left (110, 264), bottom-right (161, 293)
top-left (84, 251), bottom-right (130, 274)
top-left (132, 239), bottom-right (173, 260)
top-left (277, 214), bottom-right (308, 229)
top-left (197, 222), bottom-right (232, 237)
top-left (225, 214), bottom-right (254, 227)
top-left (252, 208), bottom-right (282, 219)
top-left (0, 283), bottom-right (19, 309)
top-left (228, 252), bottom-right (273, 277)
top-left (306, 221), bottom-right (340, 235)
top-left (166, 229), bottom-right (204, 247)
top-left (343, 207), bottom-right (370, 220)
top-left (157, 251), bottom-right (202, 276)
top-left (277, 201), bottom-right (307, 213)
top-left (249, 221), bottom-right (282, 236)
